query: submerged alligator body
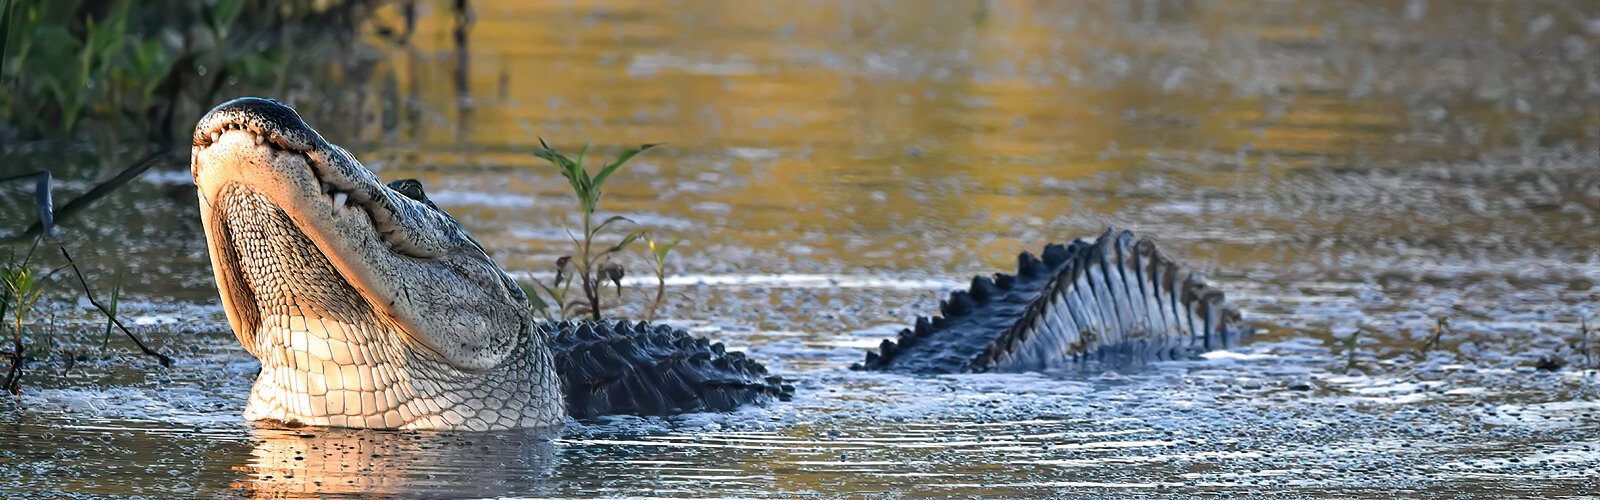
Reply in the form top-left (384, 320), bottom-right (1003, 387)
top-left (191, 98), bottom-right (1247, 431)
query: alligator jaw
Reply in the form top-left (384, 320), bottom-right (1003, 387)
top-left (192, 98), bottom-right (441, 261)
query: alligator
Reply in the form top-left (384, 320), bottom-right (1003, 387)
top-left (191, 97), bottom-right (1248, 431)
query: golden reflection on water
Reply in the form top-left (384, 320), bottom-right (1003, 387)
top-left (235, 425), bottom-right (560, 497)
top-left (314, 0), bottom-right (1598, 283)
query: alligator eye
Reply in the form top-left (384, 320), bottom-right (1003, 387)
top-left (387, 178), bottom-right (442, 211)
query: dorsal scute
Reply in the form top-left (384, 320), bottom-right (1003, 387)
top-left (973, 228), bottom-right (1249, 372)
top-left (858, 227), bottom-right (1249, 374)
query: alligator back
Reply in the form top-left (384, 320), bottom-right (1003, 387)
top-left (855, 228), bottom-right (1248, 374)
top-left (545, 320), bottom-right (792, 419)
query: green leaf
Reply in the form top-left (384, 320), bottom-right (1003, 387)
top-left (90, 1), bottom-right (128, 56)
top-left (135, 41), bottom-right (177, 97)
top-left (592, 143), bottom-right (659, 191)
top-left (533, 279), bottom-right (559, 298)
top-left (521, 281), bottom-right (550, 312)
top-left (538, 139), bottom-right (602, 213)
top-left (593, 215), bottom-right (633, 234)
top-left (214, 0), bottom-right (245, 29)
top-left (574, 142), bottom-right (590, 172)
top-left (603, 230), bottom-right (645, 255)
top-left (534, 139), bottom-right (577, 170)
top-left (650, 238), bottom-right (683, 260)
top-left (29, 26), bottom-right (78, 57)
top-left (563, 300), bottom-right (591, 317)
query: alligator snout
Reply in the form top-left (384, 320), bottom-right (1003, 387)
top-left (193, 97), bottom-right (321, 152)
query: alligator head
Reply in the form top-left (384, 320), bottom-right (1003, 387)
top-left (191, 97), bottom-right (562, 430)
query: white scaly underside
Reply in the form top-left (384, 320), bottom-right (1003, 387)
top-left (225, 188), bottom-right (562, 430)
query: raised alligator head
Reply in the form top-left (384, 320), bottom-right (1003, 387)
top-left (192, 97), bottom-right (563, 429)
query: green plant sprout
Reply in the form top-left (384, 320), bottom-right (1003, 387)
top-left (527, 140), bottom-right (663, 321)
top-left (3, 242), bottom-right (43, 396)
top-left (1338, 327), bottom-right (1365, 374)
top-left (642, 232), bottom-right (681, 322)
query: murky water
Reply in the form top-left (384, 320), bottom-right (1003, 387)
top-left (4, 0), bottom-right (1599, 497)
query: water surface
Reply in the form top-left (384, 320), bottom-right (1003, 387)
top-left (3, 0), bottom-right (1598, 497)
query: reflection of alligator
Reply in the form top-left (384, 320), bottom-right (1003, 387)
top-left (240, 425), bottom-right (561, 496)
top-left (191, 98), bottom-right (1248, 431)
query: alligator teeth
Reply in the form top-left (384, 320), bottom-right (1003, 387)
top-left (331, 192), bottom-right (348, 216)
top-left (211, 131), bottom-right (221, 143)
top-left (255, 134), bottom-right (265, 145)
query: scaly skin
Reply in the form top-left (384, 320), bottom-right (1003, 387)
top-left (858, 228), bottom-right (1249, 374)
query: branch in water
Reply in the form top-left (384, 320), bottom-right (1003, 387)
top-left (58, 247), bottom-right (172, 367)
top-left (4, 149), bottom-right (172, 244)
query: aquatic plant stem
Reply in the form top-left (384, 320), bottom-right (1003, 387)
top-left (641, 234), bottom-right (677, 323)
top-left (582, 210), bottom-right (600, 320)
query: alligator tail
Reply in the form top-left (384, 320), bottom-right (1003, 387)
top-left (853, 236), bottom-right (1080, 374)
top-left (545, 320), bottom-right (793, 419)
top-left (856, 227), bottom-right (1248, 374)
top-left (969, 228), bottom-right (1249, 371)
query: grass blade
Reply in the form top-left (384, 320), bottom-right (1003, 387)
top-left (593, 215), bottom-right (633, 234)
top-left (592, 143), bottom-right (658, 190)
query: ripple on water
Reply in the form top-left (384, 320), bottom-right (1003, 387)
top-left (5, 0), bottom-right (1599, 496)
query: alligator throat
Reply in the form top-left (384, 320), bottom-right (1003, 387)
top-left (217, 189), bottom-right (560, 429)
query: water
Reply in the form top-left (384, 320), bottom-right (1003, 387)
top-left (3, 0), bottom-right (1599, 496)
